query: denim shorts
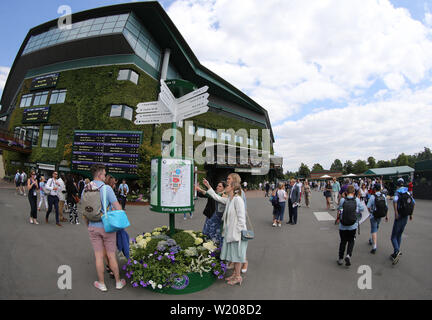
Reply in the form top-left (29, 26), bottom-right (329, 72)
top-left (370, 216), bottom-right (381, 234)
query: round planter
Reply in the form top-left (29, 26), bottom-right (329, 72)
top-left (145, 272), bottom-right (216, 295)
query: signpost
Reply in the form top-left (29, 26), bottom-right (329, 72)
top-left (135, 80), bottom-right (210, 235)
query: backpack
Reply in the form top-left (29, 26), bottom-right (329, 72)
top-left (271, 192), bottom-right (281, 209)
top-left (397, 192), bottom-right (414, 217)
top-left (373, 194), bottom-right (388, 218)
top-left (341, 198), bottom-right (357, 226)
top-left (77, 182), bottom-right (104, 222)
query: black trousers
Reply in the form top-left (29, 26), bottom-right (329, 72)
top-left (46, 195), bottom-right (59, 223)
top-left (28, 194), bottom-right (37, 219)
top-left (120, 195), bottom-right (127, 210)
top-left (339, 229), bottom-right (356, 259)
top-left (288, 199), bottom-right (298, 224)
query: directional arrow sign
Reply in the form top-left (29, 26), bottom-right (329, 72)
top-left (177, 100), bottom-right (209, 116)
top-left (177, 86), bottom-right (209, 104)
top-left (134, 117), bottom-right (174, 125)
top-left (177, 107), bottom-right (209, 121)
top-left (178, 93), bottom-right (209, 110)
top-left (136, 112), bottom-right (174, 120)
top-left (136, 101), bottom-right (171, 114)
top-left (160, 80), bottom-right (177, 115)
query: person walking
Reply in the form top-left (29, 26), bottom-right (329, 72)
top-left (367, 183), bottom-right (388, 254)
top-left (78, 176), bottom-right (85, 198)
top-left (196, 181), bottom-right (227, 245)
top-left (274, 182), bottom-right (287, 227)
top-left (45, 171), bottom-right (62, 227)
top-left (265, 182), bottom-right (270, 197)
top-left (58, 174), bottom-right (67, 222)
top-left (287, 179), bottom-right (300, 225)
top-left (202, 179), bottom-right (247, 286)
top-left (337, 185), bottom-right (364, 267)
top-left (27, 170), bottom-right (39, 225)
top-left (66, 175), bottom-right (80, 225)
top-left (390, 178), bottom-right (415, 265)
top-left (324, 181), bottom-right (332, 210)
top-left (20, 170), bottom-right (27, 196)
top-left (331, 177), bottom-right (340, 210)
top-left (15, 170), bottom-right (22, 195)
top-left (118, 179), bottom-right (129, 210)
top-left (38, 176), bottom-right (48, 211)
top-left (82, 164), bottom-right (126, 291)
top-left (303, 179), bottom-right (311, 208)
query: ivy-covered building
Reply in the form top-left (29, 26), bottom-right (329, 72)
top-left (0, 1), bottom-right (281, 188)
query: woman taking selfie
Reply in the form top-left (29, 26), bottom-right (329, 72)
top-left (27, 170), bottom-right (39, 225)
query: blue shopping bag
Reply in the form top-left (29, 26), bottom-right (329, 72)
top-left (101, 185), bottom-right (130, 233)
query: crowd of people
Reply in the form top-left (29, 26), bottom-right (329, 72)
top-left (16, 165), bottom-right (416, 292)
top-left (267, 176), bottom-right (415, 267)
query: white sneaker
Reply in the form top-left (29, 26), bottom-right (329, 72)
top-left (30, 218), bottom-right (34, 224)
top-left (278, 223), bottom-right (282, 227)
top-left (184, 217), bottom-right (187, 220)
top-left (272, 223), bottom-right (276, 227)
top-left (94, 281), bottom-right (107, 292)
top-left (116, 279), bottom-right (126, 289)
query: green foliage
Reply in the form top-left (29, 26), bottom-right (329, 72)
top-left (343, 160), bottom-right (354, 174)
top-left (311, 163), bottom-right (324, 173)
top-left (142, 238), bottom-right (162, 257)
top-left (353, 160), bottom-right (368, 174)
top-left (172, 231), bottom-right (196, 249)
top-left (330, 159), bottom-right (343, 172)
top-left (298, 163), bottom-right (310, 178)
top-left (367, 157), bottom-right (376, 169)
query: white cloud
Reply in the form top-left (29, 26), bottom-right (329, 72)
top-left (165, 0), bottom-right (432, 171)
top-left (0, 66), bottom-right (10, 92)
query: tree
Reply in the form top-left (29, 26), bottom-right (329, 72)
top-left (395, 153), bottom-right (409, 166)
top-left (367, 156), bottom-right (376, 169)
top-left (377, 160), bottom-right (391, 168)
top-left (353, 160), bottom-right (368, 174)
top-left (330, 159), bottom-right (343, 172)
top-left (343, 160), bottom-right (354, 174)
top-left (298, 163), bottom-right (311, 178)
top-left (416, 147), bottom-right (432, 162)
top-left (311, 163), bottom-right (324, 173)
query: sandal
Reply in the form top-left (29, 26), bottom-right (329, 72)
top-left (94, 281), bottom-right (107, 292)
top-left (228, 276), bottom-right (243, 286)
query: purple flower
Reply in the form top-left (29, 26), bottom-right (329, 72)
top-left (132, 282), bottom-right (138, 288)
top-left (211, 263), bottom-right (216, 267)
top-left (214, 271), bottom-right (220, 276)
top-left (157, 256), bottom-right (162, 261)
top-left (218, 275), bottom-right (224, 280)
top-left (133, 260), bottom-right (138, 265)
top-left (126, 272), bottom-right (131, 279)
top-left (143, 263), bottom-right (148, 268)
top-left (210, 252), bottom-right (216, 257)
top-left (122, 265), bottom-right (127, 271)
top-left (127, 259), bottom-right (132, 266)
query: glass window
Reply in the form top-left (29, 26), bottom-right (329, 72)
top-left (110, 105), bottom-right (133, 120)
top-left (110, 105), bottom-right (123, 117)
top-left (123, 106), bottom-right (133, 121)
top-left (20, 94), bottom-right (33, 108)
top-left (105, 15), bottom-right (119, 23)
top-left (117, 69), bottom-right (139, 84)
top-left (145, 49), bottom-right (160, 69)
top-left (33, 91), bottom-right (49, 106)
top-left (102, 22), bottom-right (116, 30)
top-left (49, 90), bottom-right (67, 104)
top-left (41, 125), bottom-right (59, 148)
top-left (197, 127), bottom-right (204, 136)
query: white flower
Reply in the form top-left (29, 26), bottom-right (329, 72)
top-left (149, 254), bottom-right (153, 257)
top-left (164, 252), bottom-right (169, 256)
top-left (157, 284), bottom-right (162, 289)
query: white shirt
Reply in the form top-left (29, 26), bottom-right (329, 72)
top-left (277, 189), bottom-right (287, 202)
top-left (57, 178), bottom-right (66, 201)
top-left (46, 178), bottom-right (60, 197)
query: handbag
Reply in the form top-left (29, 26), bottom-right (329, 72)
top-left (101, 185), bottom-right (130, 233)
top-left (72, 194), bottom-right (80, 204)
top-left (241, 210), bottom-right (255, 241)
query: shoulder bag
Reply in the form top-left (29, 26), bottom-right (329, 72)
top-left (241, 210), bottom-right (255, 241)
top-left (101, 185), bottom-right (130, 233)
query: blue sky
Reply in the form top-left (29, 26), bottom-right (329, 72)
top-left (1, 0), bottom-right (431, 172)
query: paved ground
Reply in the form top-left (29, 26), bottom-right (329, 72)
top-left (1, 182), bottom-right (431, 300)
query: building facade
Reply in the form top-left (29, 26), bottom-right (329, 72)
top-left (0, 2), bottom-right (281, 188)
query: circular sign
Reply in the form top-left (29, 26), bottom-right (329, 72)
top-left (171, 275), bottom-right (190, 290)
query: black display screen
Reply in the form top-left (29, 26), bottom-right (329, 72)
top-left (22, 107), bottom-right (50, 123)
top-left (71, 131), bottom-right (142, 176)
top-left (30, 73), bottom-right (59, 91)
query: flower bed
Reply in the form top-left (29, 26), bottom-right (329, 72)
top-left (125, 226), bottom-right (227, 294)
